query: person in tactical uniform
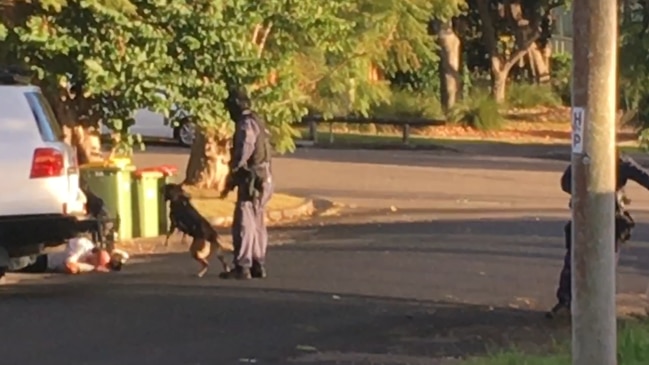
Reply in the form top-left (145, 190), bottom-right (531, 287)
top-left (219, 87), bottom-right (274, 280)
top-left (547, 150), bottom-right (649, 318)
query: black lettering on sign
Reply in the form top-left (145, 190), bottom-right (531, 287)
top-left (572, 110), bottom-right (582, 129)
top-left (573, 133), bottom-right (581, 147)
top-left (571, 108), bottom-right (585, 153)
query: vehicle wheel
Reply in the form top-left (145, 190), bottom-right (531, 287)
top-left (174, 119), bottom-right (196, 147)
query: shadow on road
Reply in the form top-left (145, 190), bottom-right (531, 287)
top-left (281, 186), bottom-right (568, 204)
top-left (283, 148), bottom-right (569, 173)
top-left (1, 275), bottom-right (570, 365)
top-left (270, 214), bottom-right (649, 276)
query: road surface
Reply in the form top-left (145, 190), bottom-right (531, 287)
top-left (2, 146), bottom-right (649, 365)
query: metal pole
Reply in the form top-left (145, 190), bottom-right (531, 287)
top-left (571, 0), bottom-right (618, 363)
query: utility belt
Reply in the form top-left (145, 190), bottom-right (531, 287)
top-left (616, 208), bottom-right (635, 244)
top-left (615, 189), bottom-right (635, 243)
top-left (566, 191), bottom-right (635, 244)
top-left (232, 163), bottom-right (271, 200)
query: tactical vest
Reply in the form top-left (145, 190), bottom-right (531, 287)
top-left (244, 111), bottom-right (272, 176)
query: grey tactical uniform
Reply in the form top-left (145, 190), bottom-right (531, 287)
top-left (220, 87), bottom-right (273, 280)
top-left (548, 153), bottom-right (649, 317)
top-left (230, 111), bottom-right (273, 270)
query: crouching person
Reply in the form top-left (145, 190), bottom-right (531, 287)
top-left (11, 236), bottom-right (128, 274)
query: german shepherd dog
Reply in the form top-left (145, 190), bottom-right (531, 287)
top-left (162, 183), bottom-right (231, 277)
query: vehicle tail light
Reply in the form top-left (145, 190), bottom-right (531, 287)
top-left (30, 147), bottom-right (64, 178)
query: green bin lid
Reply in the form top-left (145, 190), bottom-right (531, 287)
top-left (80, 163), bottom-right (136, 172)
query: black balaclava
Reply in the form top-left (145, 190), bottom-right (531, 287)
top-left (224, 86), bottom-right (251, 122)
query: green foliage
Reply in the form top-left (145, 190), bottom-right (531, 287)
top-left (506, 83), bottom-right (562, 109)
top-left (432, 0), bottom-right (467, 20)
top-left (618, 319), bottom-right (649, 364)
top-left (1, 0), bottom-right (466, 155)
top-left (448, 89), bottom-right (504, 130)
top-left (550, 52), bottom-right (572, 105)
top-left (387, 57), bottom-right (441, 94)
top-left (619, 7), bottom-right (649, 130)
top-left (370, 0), bottom-right (437, 74)
top-left (307, 0), bottom-right (452, 120)
top-left (462, 319), bottom-right (649, 365)
top-left (2, 0), bottom-right (174, 156)
top-left (638, 129), bottom-right (649, 152)
top-left (370, 89), bottom-right (444, 119)
top-left (464, 351), bottom-right (570, 365)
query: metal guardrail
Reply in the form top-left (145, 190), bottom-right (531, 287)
top-left (301, 114), bottom-right (446, 144)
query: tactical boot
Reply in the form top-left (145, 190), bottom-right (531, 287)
top-left (219, 266), bottom-right (252, 280)
top-left (251, 262), bottom-right (267, 279)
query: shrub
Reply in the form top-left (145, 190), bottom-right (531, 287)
top-left (551, 52), bottom-right (572, 105)
top-left (506, 82), bottom-right (562, 109)
top-left (618, 319), bottom-right (649, 364)
top-left (447, 89), bottom-right (504, 131)
top-left (369, 89), bottom-right (444, 120)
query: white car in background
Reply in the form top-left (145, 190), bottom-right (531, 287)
top-left (101, 106), bottom-right (197, 147)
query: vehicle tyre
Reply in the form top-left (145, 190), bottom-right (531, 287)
top-left (174, 119), bottom-right (196, 147)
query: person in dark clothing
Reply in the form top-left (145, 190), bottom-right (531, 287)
top-left (547, 151), bottom-right (649, 318)
top-left (219, 87), bottom-right (274, 280)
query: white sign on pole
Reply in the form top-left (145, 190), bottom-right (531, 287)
top-left (572, 107), bottom-right (585, 154)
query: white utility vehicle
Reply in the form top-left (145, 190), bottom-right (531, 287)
top-left (0, 72), bottom-right (86, 265)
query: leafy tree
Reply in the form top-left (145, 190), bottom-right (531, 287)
top-left (619, 0), bottom-right (649, 132)
top-left (437, 0), bottom-right (565, 104)
top-left (161, 0), bottom-right (392, 189)
top-left (1, 0), bottom-right (466, 190)
top-left (0, 0), bottom-right (171, 163)
top-left (468, 0), bottom-right (563, 103)
top-left (172, 0), bottom-right (462, 190)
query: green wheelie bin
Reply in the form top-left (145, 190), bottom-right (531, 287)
top-left (131, 169), bottom-right (164, 238)
top-left (153, 165), bottom-right (178, 236)
top-left (79, 162), bottom-right (136, 241)
top-left (132, 164), bottom-right (178, 237)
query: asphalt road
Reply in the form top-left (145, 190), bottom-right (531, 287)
top-left (3, 146), bottom-right (649, 365)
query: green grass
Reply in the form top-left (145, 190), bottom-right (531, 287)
top-left (463, 319), bottom-right (649, 365)
top-left (506, 83), bottom-right (563, 109)
top-left (464, 351), bottom-right (570, 365)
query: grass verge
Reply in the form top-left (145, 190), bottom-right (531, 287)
top-left (182, 185), bottom-right (308, 218)
top-left (463, 319), bottom-right (649, 365)
top-left (300, 129), bottom-right (450, 147)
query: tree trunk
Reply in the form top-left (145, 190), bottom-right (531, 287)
top-left (183, 128), bottom-right (231, 193)
top-left (477, 0), bottom-right (512, 104)
top-left (526, 51), bottom-right (537, 83)
top-left (492, 68), bottom-right (508, 104)
top-left (437, 20), bottom-right (462, 112)
top-left (529, 42), bottom-right (551, 84)
top-left (40, 84), bottom-right (103, 165)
